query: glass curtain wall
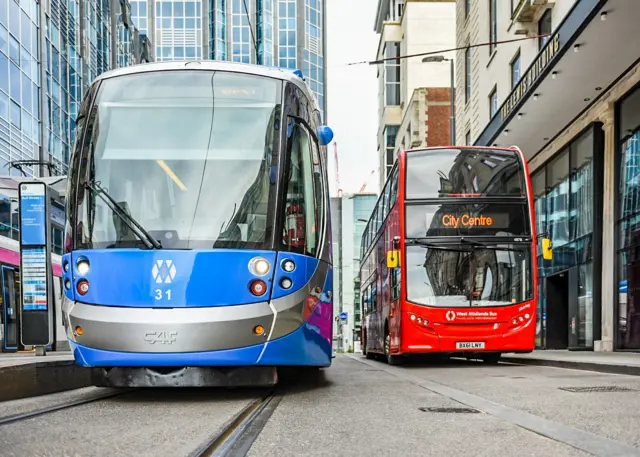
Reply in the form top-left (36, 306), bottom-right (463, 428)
top-left (617, 85), bottom-right (640, 350)
top-left (532, 127), bottom-right (595, 349)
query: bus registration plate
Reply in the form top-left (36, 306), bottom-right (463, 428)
top-left (456, 342), bottom-right (485, 349)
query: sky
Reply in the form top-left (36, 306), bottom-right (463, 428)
top-left (325, 0), bottom-right (380, 196)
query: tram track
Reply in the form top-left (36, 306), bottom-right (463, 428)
top-left (189, 390), bottom-right (282, 457)
top-left (0, 388), bottom-right (135, 426)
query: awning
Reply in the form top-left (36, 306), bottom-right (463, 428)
top-left (474, 0), bottom-right (639, 160)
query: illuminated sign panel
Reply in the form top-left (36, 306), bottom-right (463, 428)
top-left (441, 214), bottom-right (496, 228)
top-left (405, 203), bottom-right (528, 238)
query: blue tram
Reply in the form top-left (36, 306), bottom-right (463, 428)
top-left (61, 61), bottom-right (334, 387)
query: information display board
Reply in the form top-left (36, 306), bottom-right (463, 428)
top-left (18, 182), bottom-right (53, 348)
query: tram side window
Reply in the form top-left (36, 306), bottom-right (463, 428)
top-left (283, 121), bottom-right (319, 256)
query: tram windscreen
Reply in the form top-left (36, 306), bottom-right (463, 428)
top-left (75, 70), bottom-right (282, 249)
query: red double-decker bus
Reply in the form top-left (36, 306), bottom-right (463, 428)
top-left (358, 146), bottom-right (552, 364)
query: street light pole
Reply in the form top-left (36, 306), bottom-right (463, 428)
top-left (449, 58), bottom-right (456, 144)
top-left (422, 55), bottom-right (456, 144)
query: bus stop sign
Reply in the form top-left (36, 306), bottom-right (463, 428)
top-left (18, 182), bottom-right (54, 351)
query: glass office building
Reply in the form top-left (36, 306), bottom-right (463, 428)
top-left (334, 193), bottom-right (377, 352)
top-left (128, 0), bottom-right (326, 116)
top-left (1, 0), bottom-right (150, 178)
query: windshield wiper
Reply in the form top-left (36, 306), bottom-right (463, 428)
top-left (406, 239), bottom-right (472, 253)
top-left (84, 180), bottom-right (162, 249)
top-left (459, 237), bottom-right (491, 248)
top-left (459, 237), bottom-right (531, 249)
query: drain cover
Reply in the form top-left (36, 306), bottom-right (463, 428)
top-left (419, 407), bottom-right (480, 413)
top-left (558, 386), bottom-right (636, 393)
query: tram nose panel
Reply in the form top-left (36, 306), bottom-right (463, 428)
top-left (64, 297), bottom-right (276, 353)
top-left (64, 249), bottom-right (279, 307)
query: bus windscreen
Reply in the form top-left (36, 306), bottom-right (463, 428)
top-left (405, 148), bottom-right (526, 199)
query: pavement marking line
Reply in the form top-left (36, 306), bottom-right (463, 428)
top-left (346, 355), bottom-right (640, 457)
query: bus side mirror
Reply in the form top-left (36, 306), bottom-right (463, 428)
top-left (387, 250), bottom-right (399, 269)
top-left (542, 238), bottom-right (553, 260)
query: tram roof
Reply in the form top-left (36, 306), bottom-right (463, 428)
top-left (92, 60), bottom-right (319, 111)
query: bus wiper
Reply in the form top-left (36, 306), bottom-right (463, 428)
top-left (406, 239), bottom-right (471, 252)
top-left (459, 237), bottom-right (491, 248)
top-left (85, 180), bottom-right (162, 249)
top-left (459, 237), bottom-right (530, 248)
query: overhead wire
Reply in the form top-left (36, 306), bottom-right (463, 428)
top-left (346, 33), bottom-right (553, 66)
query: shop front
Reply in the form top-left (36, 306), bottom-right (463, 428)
top-left (615, 84), bottom-right (640, 351)
top-left (473, 0), bottom-right (640, 351)
top-left (531, 125), bottom-right (604, 350)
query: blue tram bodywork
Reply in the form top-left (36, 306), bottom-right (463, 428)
top-left (61, 61), bottom-right (334, 385)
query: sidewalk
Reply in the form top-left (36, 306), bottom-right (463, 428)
top-left (502, 350), bottom-right (640, 376)
top-left (0, 351), bottom-right (74, 368)
top-left (0, 351), bottom-right (91, 402)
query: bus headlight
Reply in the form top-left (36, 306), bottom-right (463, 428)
top-left (249, 257), bottom-right (270, 276)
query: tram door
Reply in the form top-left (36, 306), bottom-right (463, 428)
top-left (1, 266), bottom-right (19, 352)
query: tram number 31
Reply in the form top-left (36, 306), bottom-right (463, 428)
top-left (155, 289), bottom-right (172, 300)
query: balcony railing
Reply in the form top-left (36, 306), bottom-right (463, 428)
top-left (511, 0), bottom-right (551, 23)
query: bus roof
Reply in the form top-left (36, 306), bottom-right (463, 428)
top-left (403, 145), bottom-right (520, 153)
top-left (401, 145), bottom-right (525, 159)
top-left (91, 60), bottom-right (320, 112)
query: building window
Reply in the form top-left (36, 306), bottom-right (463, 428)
top-left (489, 86), bottom-right (498, 118)
top-left (465, 130), bottom-right (471, 145)
top-left (489, 0), bottom-right (497, 54)
top-left (397, 0), bottom-right (405, 19)
top-left (465, 46), bottom-right (471, 103)
top-left (539, 9), bottom-right (552, 50)
top-left (465, 0), bottom-right (470, 18)
top-left (384, 125), bottom-right (399, 178)
top-left (384, 42), bottom-right (401, 106)
top-left (278, 0), bottom-right (297, 69)
top-left (511, 50), bottom-right (521, 88)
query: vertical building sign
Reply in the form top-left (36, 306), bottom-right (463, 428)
top-left (18, 182), bottom-right (53, 348)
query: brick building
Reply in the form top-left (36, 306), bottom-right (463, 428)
top-left (393, 87), bottom-right (453, 157)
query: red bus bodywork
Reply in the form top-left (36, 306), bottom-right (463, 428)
top-left (359, 146), bottom-right (538, 363)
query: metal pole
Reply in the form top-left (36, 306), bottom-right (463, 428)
top-left (450, 58), bottom-right (456, 144)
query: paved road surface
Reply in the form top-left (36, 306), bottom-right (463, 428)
top-left (2, 355), bottom-right (640, 456)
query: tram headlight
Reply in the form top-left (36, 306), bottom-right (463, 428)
top-left (249, 257), bottom-right (270, 276)
top-left (76, 259), bottom-right (90, 276)
top-left (282, 259), bottom-right (295, 272)
top-left (280, 277), bottom-right (292, 289)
